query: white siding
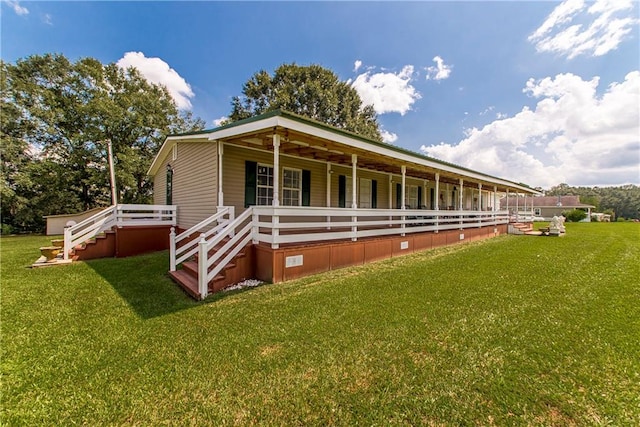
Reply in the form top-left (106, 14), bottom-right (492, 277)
top-left (153, 141), bottom-right (218, 229)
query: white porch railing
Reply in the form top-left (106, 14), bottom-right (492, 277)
top-left (509, 211), bottom-right (537, 223)
top-left (197, 208), bottom-right (254, 297)
top-left (169, 206), bottom-right (235, 271)
top-left (63, 204), bottom-right (176, 260)
top-left (252, 206), bottom-right (509, 248)
top-left (173, 206), bottom-right (509, 299)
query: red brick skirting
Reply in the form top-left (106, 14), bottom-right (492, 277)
top-left (254, 224), bottom-right (507, 283)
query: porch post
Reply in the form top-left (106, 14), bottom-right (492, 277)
top-left (435, 173), bottom-right (440, 210)
top-left (272, 134), bottom-right (280, 249)
top-left (388, 173), bottom-right (393, 227)
top-left (351, 154), bottom-right (357, 241)
top-left (401, 165), bottom-right (406, 236)
top-left (493, 186), bottom-right (498, 212)
top-left (326, 163), bottom-right (332, 229)
top-left (459, 178), bottom-right (464, 229)
top-left (478, 183), bottom-right (483, 227)
top-left (388, 174), bottom-right (393, 208)
top-left (351, 154), bottom-right (358, 208)
top-left (516, 192), bottom-right (519, 221)
top-left (423, 179), bottom-right (427, 208)
top-left (435, 173), bottom-right (440, 233)
top-left (272, 134), bottom-right (280, 207)
top-left (326, 163), bottom-right (332, 207)
top-left (401, 166), bottom-right (406, 209)
top-left (217, 141), bottom-right (224, 206)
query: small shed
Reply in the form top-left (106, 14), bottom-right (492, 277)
top-left (44, 207), bottom-right (105, 236)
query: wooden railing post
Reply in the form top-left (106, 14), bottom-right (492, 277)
top-left (227, 206), bottom-right (235, 238)
top-left (169, 227), bottom-right (176, 272)
top-left (351, 210), bottom-right (357, 241)
top-left (272, 211), bottom-right (280, 249)
top-left (63, 227), bottom-right (71, 260)
top-left (198, 234), bottom-right (208, 300)
top-left (252, 208), bottom-right (258, 244)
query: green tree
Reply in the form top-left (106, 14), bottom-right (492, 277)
top-left (229, 63), bottom-right (383, 141)
top-left (563, 209), bottom-right (587, 222)
top-left (546, 183), bottom-right (640, 220)
top-left (1, 54), bottom-right (204, 232)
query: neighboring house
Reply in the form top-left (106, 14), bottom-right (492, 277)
top-left (500, 195), bottom-right (595, 222)
top-left (145, 109), bottom-right (541, 298)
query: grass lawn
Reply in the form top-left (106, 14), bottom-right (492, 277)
top-left (2, 223), bottom-right (639, 425)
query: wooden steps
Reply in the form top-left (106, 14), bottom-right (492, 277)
top-left (70, 229), bottom-right (116, 260)
top-left (168, 242), bottom-right (256, 299)
top-left (508, 222), bottom-right (534, 235)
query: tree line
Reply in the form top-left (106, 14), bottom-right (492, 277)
top-left (546, 183), bottom-right (640, 220)
top-left (1, 57), bottom-right (383, 233)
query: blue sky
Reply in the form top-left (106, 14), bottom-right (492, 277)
top-left (2, 0), bottom-right (639, 188)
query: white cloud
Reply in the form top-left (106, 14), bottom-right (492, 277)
top-left (213, 116), bottom-right (228, 127)
top-left (3, 0), bottom-right (28, 15)
top-left (350, 65), bottom-right (421, 115)
top-left (381, 129), bottom-right (398, 144)
top-left (529, 0), bottom-right (639, 59)
top-left (353, 60), bottom-right (362, 72)
top-left (425, 56), bottom-right (452, 81)
top-left (42, 13), bottom-right (52, 25)
top-left (116, 51), bottom-right (194, 109)
top-left (480, 106), bottom-right (495, 116)
top-left (420, 71), bottom-right (640, 188)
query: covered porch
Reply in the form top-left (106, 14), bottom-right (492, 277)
top-left (150, 110), bottom-right (541, 299)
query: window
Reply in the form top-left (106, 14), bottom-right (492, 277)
top-left (534, 208), bottom-right (541, 216)
top-left (256, 164), bottom-right (274, 206)
top-left (282, 168), bottom-right (301, 206)
top-left (405, 185), bottom-right (418, 209)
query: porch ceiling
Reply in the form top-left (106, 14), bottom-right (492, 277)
top-left (218, 126), bottom-right (524, 193)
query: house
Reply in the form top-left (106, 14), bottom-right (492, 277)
top-left (500, 195), bottom-right (595, 221)
top-left (142, 109), bottom-right (540, 299)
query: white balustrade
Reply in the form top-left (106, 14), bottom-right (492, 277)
top-left (64, 204), bottom-right (176, 260)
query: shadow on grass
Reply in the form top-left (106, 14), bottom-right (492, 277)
top-left (84, 250), bottom-right (267, 319)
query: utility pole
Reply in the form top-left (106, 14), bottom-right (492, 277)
top-left (106, 139), bottom-right (118, 206)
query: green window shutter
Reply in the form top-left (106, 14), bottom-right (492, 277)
top-left (166, 166), bottom-right (173, 205)
top-left (302, 169), bottom-right (311, 206)
top-left (371, 179), bottom-right (377, 208)
top-left (338, 175), bottom-right (346, 208)
top-left (418, 186), bottom-right (423, 208)
top-left (396, 183), bottom-right (402, 208)
top-left (430, 188), bottom-right (435, 210)
top-left (244, 161), bottom-right (257, 208)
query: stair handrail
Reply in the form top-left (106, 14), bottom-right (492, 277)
top-left (63, 205), bottom-right (117, 260)
top-left (170, 207), bottom-right (233, 271)
top-left (197, 207), bottom-right (254, 298)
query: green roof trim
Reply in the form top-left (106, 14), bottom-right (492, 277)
top-left (167, 109), bottom-right (537, 191)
